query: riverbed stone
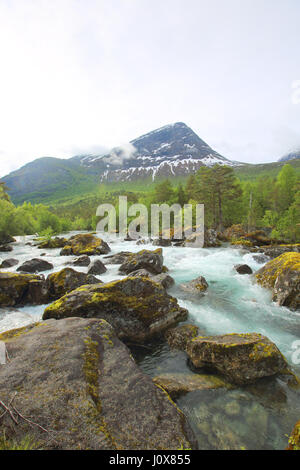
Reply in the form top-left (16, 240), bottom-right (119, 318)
top-left (153, 373), bottom-right (231, 399)
top-left (46, 268), bottom-right (100, 300)
top-left (128, 268), bottom-right (175, 290)
top-left (186, 333), bottom-right (288, 385)
top-left (87, 260), bottom-right (107, 275)
top-left (60, 233), bottom-right (111, 256)
top-left (37, 237), bottom-right (68, 249)
top-left (0, 272), bottom-right (49, 306)
top-left (17, 258), bottom-right (54, 273)
top-left (0, 318), bottom-right (196, 450)
top-left (256, 252), bottom-right (300, 310)
top-left (179, 276), bottom-right (208, 297)
top-left (43, 277), bottom-right (188, 342)
top-left (165, 324), bottom-right (201, 351)
top-left (234, 264), bottom-right (253, 275)
top-left (0, 258), bottom-right (19, 269)
top-left (73, 255), bottom-right (91, 267)
top-left (119, 249), bottom-right (164, 275)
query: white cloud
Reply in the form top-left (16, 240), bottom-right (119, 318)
top-left (0, 0), bottom-right (300, 176)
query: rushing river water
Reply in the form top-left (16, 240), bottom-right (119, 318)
top-left (0, 233), bottom-right (300, 449)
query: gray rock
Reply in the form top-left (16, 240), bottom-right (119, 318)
top-left (234, 264), bottom-right (253, 275)
top-left (73, 255), bottom-right (91, 267)
top-left (119, 249), bottom-right (164, 275)
top-left (88, 260), bottom-right (107, 275)
top-left (17, 258), bottom-right (54, 273)
top-left (0, 258), bottom-right (19, 269)
top-left (0, 318), bottom-right (196, 450)
top-left (43, 277), bottom-right (188, 342)
top-left (46, 268), bottom-right (101, 300)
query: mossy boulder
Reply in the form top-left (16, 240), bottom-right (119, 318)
top-left (46, 268), bottom-right (100, 300)
top-left (0, 272), bottom-right (49, 306)
top-left (256, 252), bottom-right (300, 310)
top-left (186, 333), bottom-right (288, 385)
top-left (153, 372), bottom-right (232, 399)
top-left (224, 224), bottom-right (246, 241)
top-left (165, 324), bottom-right (201, 351)
top-left (37, 237), bottom-right (68, 249)
top-left (0, 318), bottom-right (196, 450)
top-left (17, 258), bottom-right (54, 274)
top-left (128, 268), bottom-right (175, 290)
top-left (60, 234), bottom-right (111, 256)
top-left (119, 249), bottom-right (164, 275)
top-left (287, 421), bottom-right (300, 450)
top-left (43, 277), bottom-right (188, 342)
top-left (179, 276), bottom-right (208, 297)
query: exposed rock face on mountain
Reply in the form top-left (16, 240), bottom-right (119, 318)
top-left (0, 318), bottom-right (196, 450)
top-left (79, 122), bottom-right (240, 182)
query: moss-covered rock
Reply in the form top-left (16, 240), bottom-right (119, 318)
top-left (37, 237), bottom-right (68, 249)
top-left (43, 277), bottom-right (188, 342)
top-left (256, 252), bottom-right (300, 310)
top-left (60, 234), bottom-right (111, 256)
top-left (128, 268), bottom-right (175, 290)
top-left (87, 260), bottom-right (107, 276)
top-left (179, 276), bottom-right (208, 297)
top-left (46, 268), bottom-right (100, 300)
top-left (186, 333), bottom-right (288, 385)
top-left (119, 249), bottom-right (164, 275)
top-left (287, 421), bottom-right (300, 450)
top-left (165, 324), bottom-right (201, 351)
top-left (103, 252), bottom-right (133, 265)
top-left (153, 372), bottom-right (232, 399)
top-left (259, 244), bottom-right (300, 259)
top-left (0, 272), bottom-right (49, 306)
top-left (0, 318), bottom-right (196, 450)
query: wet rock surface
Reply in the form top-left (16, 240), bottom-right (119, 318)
top-left (234, 264), bottom-right (253, 275)
top-left (60, 233), bottom-right (111, 256)
top-left (186, 333), bottom-right (288, 385)
top-left (119, 249), bottom-right (164, 275)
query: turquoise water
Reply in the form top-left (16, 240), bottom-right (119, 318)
top-left (1, 235), bottom-right (300, 449)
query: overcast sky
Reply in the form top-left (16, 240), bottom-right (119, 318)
top-left (0, 0), bottom-right (300, 176)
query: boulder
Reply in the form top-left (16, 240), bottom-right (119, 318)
top-left (152, 238), bottom-right (172, 247)
top-left (129, 268), bottom-right (175, 290)
top-left (119, 249), bottom-right (164, 275)
top-left (259, 244), bottom-right (300, 259)
top-left (37, 237), bottom-right (68, 249)
top-left (224, 224), bottom-right (246, 241)
top-left (179, 276), bottom-right (208, 297)
top-left (60, 234), bottom-right (111, 256)
top-left (0, 272), bottom-right (49, 306)
top-left (0, 318), bottom-right (196, 450)
top-left (0, 234), bottom-right (15, 245)
top-left (0, 258), bottom-right (19, 269)
top-left (153, 373), bottom-right (232, 399)
top-left (252, 254), bottom-right (270, 264)
top-left (165, 324), bottom-right (201, 351)
top-left (88, 260), bottom-right (107, 276)
top-left (43, 277), bottom-right (188, 342)
top-left (73, 255), bottom-right (91, 267)
top-left (287, 421), bottom-right (300, 450)
top-left (0, 245), bottom-right (13, 252)
top-left (103, 252), bottom-right (133, 265)
top-left (234, 264), bottom-right (253, 275)
top-left (186, 333), bottom-right (288, 385)
top-left (17, 258), bottom-right (54, 273)
top-left (256, 252), bottom-right (300, 310)
top-left (46, 268), bottom-right (100, 300)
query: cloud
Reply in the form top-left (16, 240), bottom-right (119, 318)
top-left (103, 143), bottom-right (137, 166)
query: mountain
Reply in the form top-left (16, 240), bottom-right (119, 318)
top-left (76, 122), bottom-right (241, 182)
top-left (278, 150), bottom-right (300, 162)
top-left (3, 157), bottom-right (98, 205)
